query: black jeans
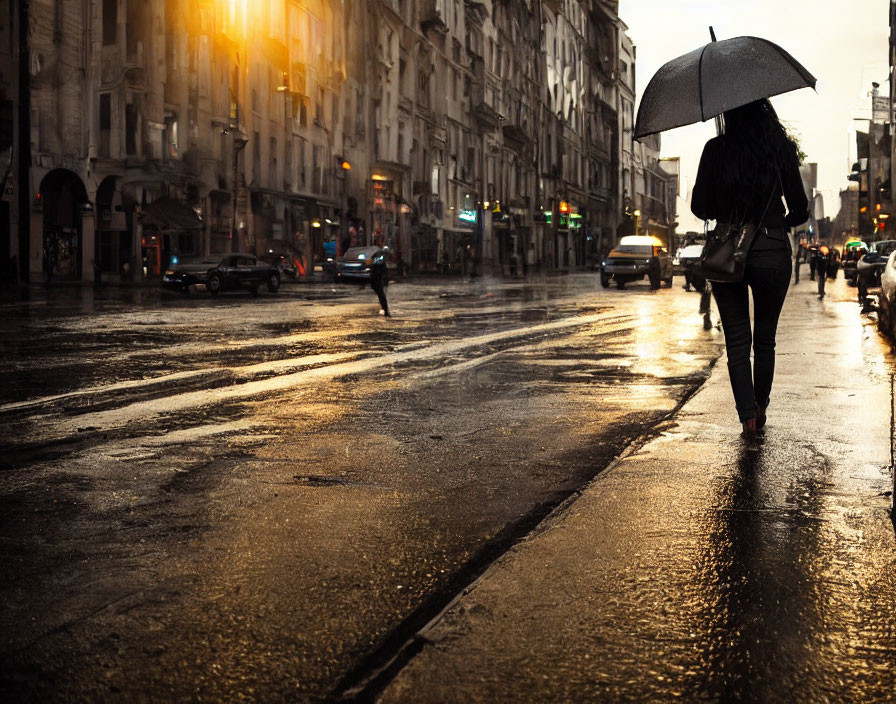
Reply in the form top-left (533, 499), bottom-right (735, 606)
top-left (711, 250), bottom-right (790, 422)
top-left (370, 274), bottom-right (388, 313)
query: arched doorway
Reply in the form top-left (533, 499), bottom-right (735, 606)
top-left (39, 169), bottom-right (88, 281)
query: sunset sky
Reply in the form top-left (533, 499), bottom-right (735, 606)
top-left (618, 0), bottom-right (891, 232)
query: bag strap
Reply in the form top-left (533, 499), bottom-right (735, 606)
top-left (755, 171), bottom-right (780, 231)
top-left (732, 174), bottom-right (780, 253)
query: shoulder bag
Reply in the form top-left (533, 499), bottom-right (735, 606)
top-left (697, 176), bottom-right (779, 283)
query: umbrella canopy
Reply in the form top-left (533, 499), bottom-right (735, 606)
top-left (634, 35), bottom-right (816, 139)
top-left (844, 239), bottom-right (868, 249)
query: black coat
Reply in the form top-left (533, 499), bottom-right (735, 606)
top-left (691, 135), bottom-right (809, 229)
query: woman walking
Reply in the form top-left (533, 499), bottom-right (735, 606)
top-left (691, 99), bottom-right (808, 435)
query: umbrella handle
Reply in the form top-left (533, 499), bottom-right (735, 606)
top-left (709, 26), bottom-right (717, 41)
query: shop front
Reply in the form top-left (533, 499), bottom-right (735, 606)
top-left (35, 169), bottom-right (90, 283)
top-left (95, 176), bottom-right (131, 279)
top-left (370, 171), bottom-right (414, 273)
top-left (568, 207), bottom-right (585, 268)
top-left (438, 224), bottom-right (474, 275)
top-left (316, 203), bottom-right (339, 266)
top-left (492, 206), bottom-right (516, 276)
top-left (138, 196), bottom-right (204, 276)
top-left (207, 190), bottom-right (233, 255)
top-left (508, 203), bottom-right (533, 275)
top-left (588, 192), bottom-right (614, 266)
top-left (371, 176), bottom-right (398, 250)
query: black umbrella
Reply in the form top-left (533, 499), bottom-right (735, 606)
top-left (634, 30), bottom-right (816, 139)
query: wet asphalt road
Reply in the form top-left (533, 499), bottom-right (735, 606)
top-left (0, 274), bottom-right (723, 701)
top-left (380, 275), bottom-right (896, 704)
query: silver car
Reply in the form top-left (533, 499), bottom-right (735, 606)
top-left (877, 250), bottom-right (896, 337)
top-left (335, 246), bottom-right (388, 282)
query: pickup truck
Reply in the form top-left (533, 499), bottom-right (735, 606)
top-left (600, 235), bottom-right (673, 290)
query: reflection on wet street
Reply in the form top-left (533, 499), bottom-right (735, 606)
top-left (2, 274), bottom-right (894, 702)
top-left (374, 275), bottom-right (896, 704)
top-left (0, 275), bottom-right (723, 700)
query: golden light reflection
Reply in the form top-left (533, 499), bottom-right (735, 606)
top-left (632, 340), bottom-right (668, 378)
top-left (212, 0), bottom-right (347, 95)
top-left (219, 0), bottom-right (248, 41)
top-left (629, 299), bottom-right (683, 378)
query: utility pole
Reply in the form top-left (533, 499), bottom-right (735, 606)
top-left (231, 132), bottom-right (247, 253)
top-left (17, 0), bottom-right (31, 287)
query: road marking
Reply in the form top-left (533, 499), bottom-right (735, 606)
top-left (406, 319), bottom-right (636, 382)
top-left (0, 353), bottom-right (360, 414)
top-left (31, 312), bottom-right (631, 440)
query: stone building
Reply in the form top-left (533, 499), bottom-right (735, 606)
top-left (615, 18), bottom-right (636, 250)
top-left (833, 184), bottom-right (859, 239)
top-left (2, 0), bottom-right (676, 286)
top-left (614, 21), bottom-right (678, 251)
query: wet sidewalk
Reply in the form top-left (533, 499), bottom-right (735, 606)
top-left (378, 277), bottom-right (896, 703)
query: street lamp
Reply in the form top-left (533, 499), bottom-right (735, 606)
top-left (336, 156), bottom-right (351, 256)
top-left (231, 132), bottom-right (248, 253)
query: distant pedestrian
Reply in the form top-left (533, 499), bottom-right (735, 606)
top-left (857, 262), bottom-right (873, 311)
top-left (816, 245), bottom-right (830, 298)
top-left (690, 99), bottom-right (809, 436)
top-left (794, 242), bottom-right (805, 283)
top-left (370, 249), bottom-right (389, 316)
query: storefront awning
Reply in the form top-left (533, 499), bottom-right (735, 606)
top-left (139, 197), bottom-right (203, 231)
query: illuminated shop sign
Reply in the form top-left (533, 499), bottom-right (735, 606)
top-left (458, 209), bottom-right (477, 223)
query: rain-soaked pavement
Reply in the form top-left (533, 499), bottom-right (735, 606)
top-left (0, 273), bottom-right (894, 702)
top-left (378, 275), bottom-right (896, 704)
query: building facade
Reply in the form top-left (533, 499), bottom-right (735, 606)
top-left (612, 14), bottom-right (678, 252)
top-left (1, 0), bottom-right (678, 287)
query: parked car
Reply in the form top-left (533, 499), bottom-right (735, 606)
top-left (163, 254), bottom-right (280, 296)
top-left (162, 256), bottom-right (221, 294)
top-left (207, 254), bottom-right (281, 296)
top-left (335, 246), bottom-right (388, 283)
top-left (600, 235), bottom-right (673, 290)
top-left (857, 239), bottom-right (896, 303)
top-left (877, 250), bottom-right (896, 337)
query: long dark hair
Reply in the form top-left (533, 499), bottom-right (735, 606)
top-left (719, 99), bottom-right (799, 214)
